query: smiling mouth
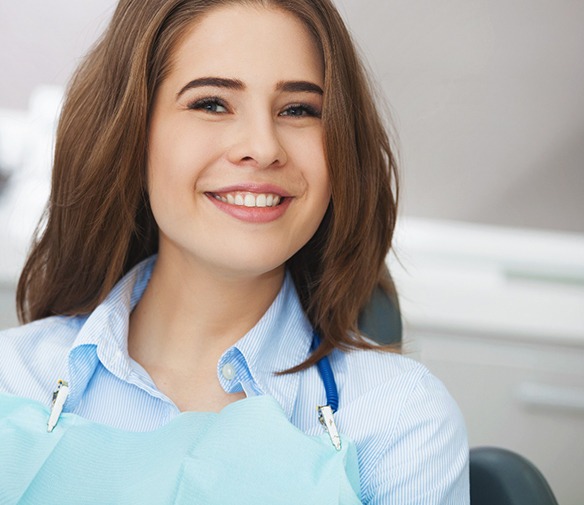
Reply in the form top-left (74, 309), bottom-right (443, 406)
top-left (209, 191), bottom-right (283, 208)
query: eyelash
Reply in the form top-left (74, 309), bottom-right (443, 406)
top-left (187, 97), bottom-right (228, 113)
top-left (280, 104), bottom-right (322, 119)
top-left (187, 97), bottom-right (321, 118)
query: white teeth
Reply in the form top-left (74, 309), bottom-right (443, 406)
top-left (213, 192), bottom-right (282, 208)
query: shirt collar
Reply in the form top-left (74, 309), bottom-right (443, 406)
top-left (65, 256), bottom-right (314, 418)
top-left (65, 256), bottom-right (156, 409)
top-left (217, 272), bottom-right (314, 418)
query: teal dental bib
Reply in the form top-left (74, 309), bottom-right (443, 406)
top-left (0, 393), bottom-right (361, 504)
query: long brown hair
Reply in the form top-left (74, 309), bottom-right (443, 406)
top-left (17, 0), bottom-right (400, 370)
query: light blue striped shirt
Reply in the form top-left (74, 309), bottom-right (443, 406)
top-left (0, 257), bottom-right (469, 504)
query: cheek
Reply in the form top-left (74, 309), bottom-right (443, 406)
top-left (307, 146), bottom-right (331, 203)
top-left (146, 145), bottom-right (195, 223)
top-left (284, 129), bottom-right (329, 186)
top-left (147, 130), bottom-right (218, 198)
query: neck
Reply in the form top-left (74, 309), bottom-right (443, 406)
top-left (128, 251), bottom-right (285, 371)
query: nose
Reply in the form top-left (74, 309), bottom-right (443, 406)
top-left (227, 113), bottom-right (287, 169)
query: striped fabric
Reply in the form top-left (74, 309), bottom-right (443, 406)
top-left (0, 257), bottom-right (469, 504)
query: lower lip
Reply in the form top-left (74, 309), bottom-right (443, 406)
top-left (206, 194), bottom-right (292, 223)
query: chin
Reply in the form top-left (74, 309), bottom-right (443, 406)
top-left (228, 260), bottom-right (288, 280)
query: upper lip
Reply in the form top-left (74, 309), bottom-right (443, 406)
top-left (207, 183), bottom-right (292, 197)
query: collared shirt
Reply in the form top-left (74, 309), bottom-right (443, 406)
top-left (0, 257), bottom-right (469, 504)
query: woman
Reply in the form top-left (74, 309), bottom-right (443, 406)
top-left (0, 0), bottom-right (469, 503)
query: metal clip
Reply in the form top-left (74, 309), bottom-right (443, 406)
top-left (47, 379), bottom-right (69, 433)
top-left (318, 404), bottom-right (341, 451)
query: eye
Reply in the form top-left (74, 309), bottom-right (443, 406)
top-left (188, 97), bottom-right (229, 114)
top-left (280, 104), bottom-right (322, 118)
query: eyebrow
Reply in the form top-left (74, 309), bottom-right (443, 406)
top-left (177, 77), bottom-right (323, 98)
top-left (177, 77), bottom-right (244, 98)
top-left (276, 80), bottom-right (323, 95)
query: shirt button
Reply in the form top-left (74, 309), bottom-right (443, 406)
top-left (221, 363), bottom-right (236, 381)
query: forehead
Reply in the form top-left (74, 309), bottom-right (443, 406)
top-left (166, 4), bottom-right (324, 87)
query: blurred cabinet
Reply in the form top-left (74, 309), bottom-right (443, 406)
top-left (0, 281), bottom-right (18, 330)
top-left (391, 218), bottom-right (584, 505)
top-left (0, 89), bottom-right (61, 331)
top-left (415, 331), bottom-right (583, 505)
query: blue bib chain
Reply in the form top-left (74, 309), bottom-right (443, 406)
top-left (312, 331), bottom-right (341, 450)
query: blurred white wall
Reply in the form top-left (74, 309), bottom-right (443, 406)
top-left (334, 0), bottom-right (584, 233)
top-left (0, 1), bottom-right (116, 109)
top-left (1, 0), bottom-right (583, 232)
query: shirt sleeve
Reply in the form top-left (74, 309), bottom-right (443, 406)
top-left (367, 371), bottom-right (470, 504)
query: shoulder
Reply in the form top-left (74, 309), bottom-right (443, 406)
top-left (334, 349), bottom-right (469, 504)
top-left (0, 316), bottom-right (82, 402)
top-left (335, 348), bottom-right (446, 418)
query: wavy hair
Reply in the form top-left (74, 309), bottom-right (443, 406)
top-left (17, 0), bottom-right (400, 370)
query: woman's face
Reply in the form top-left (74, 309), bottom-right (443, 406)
top-left (147, 4), bottom-right (330, 280)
